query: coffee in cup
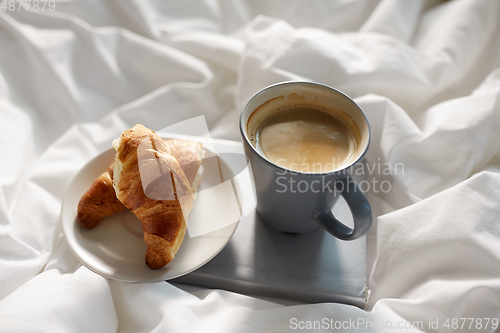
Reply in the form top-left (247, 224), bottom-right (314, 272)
top-left (240, 81), bottom-right (372, 239)
top-left (246, 93), bottom-right (361, 173)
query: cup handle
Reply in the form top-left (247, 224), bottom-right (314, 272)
top-left (315, 176), bottom-right (372, 240)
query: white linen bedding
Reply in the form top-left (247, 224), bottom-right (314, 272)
top-left (1, 0), bottom-right (500, 332)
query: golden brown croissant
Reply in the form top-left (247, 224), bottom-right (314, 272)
top-left (163, 139), bottom-right (204, 190)
top-left (112, 124), bottom-right (197, 269)
top-left (77, 138), bottom-right (203, 230)
top-left (77, 164), bottom-right (127, 229)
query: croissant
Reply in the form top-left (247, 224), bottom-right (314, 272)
top-left (77, 164), bottom-right (127, 229)
top-left (77, 139), bottom-right (203, 229)
top-left (163, 139), bottom-right (204, 191)
top-left (112, 124), bottom-right (198, 269)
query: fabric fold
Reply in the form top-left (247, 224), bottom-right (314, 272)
top-left (1, 0), bottom-right (500, 332)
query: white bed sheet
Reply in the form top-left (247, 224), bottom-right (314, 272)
top-left (1, 0), bottom-right (500, 332)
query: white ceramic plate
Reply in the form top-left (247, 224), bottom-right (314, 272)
top-left (61, 135), bottom-right (253, 282)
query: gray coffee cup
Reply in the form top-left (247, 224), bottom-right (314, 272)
top-left (240, 81), bottom-right (372, 240)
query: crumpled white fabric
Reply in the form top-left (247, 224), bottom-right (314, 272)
top-left (1, 0), bottom-right (500, 332)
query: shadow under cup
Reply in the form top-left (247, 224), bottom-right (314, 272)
top-left (240, 81), bottom-right (372, 240)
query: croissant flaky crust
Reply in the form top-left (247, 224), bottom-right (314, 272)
top-left (163, 139), bottom-right (204, 189)
top-left (77, 139), bottom-right (203, 229)
top-left (77, 164), bottom-right (126, 229)
top-left (77, 124), bottom-right (203, 269)
top-left (112, 125), bottom-right (201, 269)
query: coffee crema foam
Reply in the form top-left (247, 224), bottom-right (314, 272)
top-left (247, 94), bottom-right (361, 173)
